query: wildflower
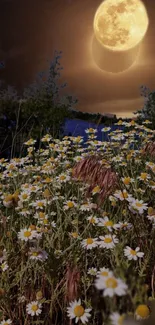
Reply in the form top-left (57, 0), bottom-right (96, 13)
top-left (81, 238), bottom-right (98, 250)
top-left (63, 200), bottom-right (77, 210)
top-left (1, 261), bottom-right (9, 271)
top-left (56, 173), bottom-right (70, 183)
top-left (87, 215), bottom-right (99, 225)
top-left (121, 176), bottom-right (134, 186)
top-left (30, 200), bottom-right (46, 209)
top-left (67, 299), bottom-right (91, 324)
top-left (26, 300), bottom-right (42, 316)
top-left (124, 246), bottom-right (144, 261)
top-left (97, 217), bottom-right (120, 232)
top-left (101, 127), bottom-right (111, 132)
top-left (92, 185), bottom-right (101, 195)
top-left (24, 138), bottom-right (36, 146)
top-left (3, 194), bottom-right (13, 208)
top-left (135, 304), bottom-right (150, 320)
top-left (18, 228), bottom-right (37, 241)
top-left (0, 319), bottom-right (12, 325)
top-left (36, 291), bottom-right (43, 300)
top-left (70, 232), bottom-right (79, 239)
top-left (97, 267), bottom-right (113, 278)
top-left (95, 275), bottom-right (128, 297)
top-left (87, 267), bottom-right (98, 276)
top-left (129, 199), bottom-right (148, 214)
top-left (80, 202), bottom-right (92, 211)
top-left (110, 312), bottom-right (125, 325)
top-left (98, 235), bottom-right (119, 249)
top-left (118, 222), bottom-right (132, 230)
top-left (114, 190), bottom-right (133, 202)
top-left (28, 248), bottom-right (48, 261)
top-left (137, 173), bottom-right (151, 181)
top-left (85, 128), bottom-right (97, 134)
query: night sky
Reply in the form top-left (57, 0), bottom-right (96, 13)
top-left (0, 0), bottom-right (155, 118)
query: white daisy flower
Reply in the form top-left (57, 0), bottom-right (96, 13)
top-left (101, 127), bottom-right (111, 132)
top-left (18, 228), bottom-right (37, 241)
top-left (87, 267), bottom-right (98, 276)
top-left (67, 299), bottom-right (91, 324)
top-left (137, 173), bottom-right (151, 181)
top-left (129, 199), bottom-right (148, 214)
top-left (80, 203), bottom-right (92, 211)
top-left (118, 222), bottom-right (132, 230)
top-left (113, 190), bottom-right (133, 202)
top-left (0, 319), bottom-right (12, 325)
top-left (26, 300), bottom-right (42, 316)
top-left (124, 246), bottom-right (144, 261)
top-left (63, 200), bottom-right (77, 210)
top-left (1, 261), bottom-right (9, 271)
top-left (81, 238), bottom-right (98, 250)
top-left (95, 275), bottom-right (128, 297)
top-left (97, 217), bottom-right (120, 232)
top-left (98, 235), bottom-right (119, 249)
top-left (28, 248), bottom-right (48, 261)
top-left (87, 216), bottom-right (99, 225)
top-left (97, 267), bottom-right (113, 278)
top-left (110, 312), bottom-right (125, 325)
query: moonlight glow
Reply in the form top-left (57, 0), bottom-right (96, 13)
top-left (93, 0), bottom-right (149, 51)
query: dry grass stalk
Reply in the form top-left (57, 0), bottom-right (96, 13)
top-left (72, 154), bottom-right (118, 206)
top-left (142, 142), bottom-right (155, 157)
top-left (65, 264), bottom-right (80, 303)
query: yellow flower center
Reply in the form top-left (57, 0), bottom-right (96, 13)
top-left (86, 238), bottom-right (94, 245)
top-left (106, 277), bottom-right (118, 288)
top-left (121, 192), bottom-right (128, 199)
top-left (118, 315), bottom-right (125, 325)
top-left (135, 202), bottom-right (143, 207)
top-left (31, 304), bottom-right (39, 312)
top-left (104, 237), bottom-right (112, 243)
top-left (37, 202), bottom-right (44, 207)
top-left (22, 193), bottom-right (28, 199)
top-left (74, 305), bottom-right (85, 317)
top-left (60, 176), bottom-right (66, 180)
top-left (39, 212), bottom-right (45, 219)
top-left (24, 231), bottom-right (31, 238)
top-left (32, 252), bottom-right (39, 256)
top-left (71, 232), bottom-right (78, 238)
top-left (89, 218), bottom-right (96, 224)
top-left (5, 194), bottom-right (13, 202)
top-left (105, 221), bottom-right (113, 227)
top-left (141, 173), bottom-right (147, 180)
top-left (43, 189), bottom-right (50, 198)
top-left (45, 177), bottom-right (51, 183)
top-left (67, 202), bottom-right (74, 208)
top-left (136, 305), bottom-right (150, 318)
top-left (43, 219), bottom-right (48, 224)
top-left (100, 271), bottom-right (108, 276)
top-left (93, 186), bottom-right (100, 192)
top-left (123, 177), bottom-right (131, 185)
top-left (130, 249), bottom-right (137, 256)
top-left (29, 225), bottom-right (36, 230)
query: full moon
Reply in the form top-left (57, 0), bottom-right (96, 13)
top-left (93, 0), bottom-right (149, 51)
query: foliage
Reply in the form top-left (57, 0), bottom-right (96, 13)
top-left (134, 86), bottom-right (155, 129)
top-left (0, 51), bottom-right (78, 157)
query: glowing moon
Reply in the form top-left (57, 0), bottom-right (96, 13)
top-left (93, 0), bottom-right (149, 51)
